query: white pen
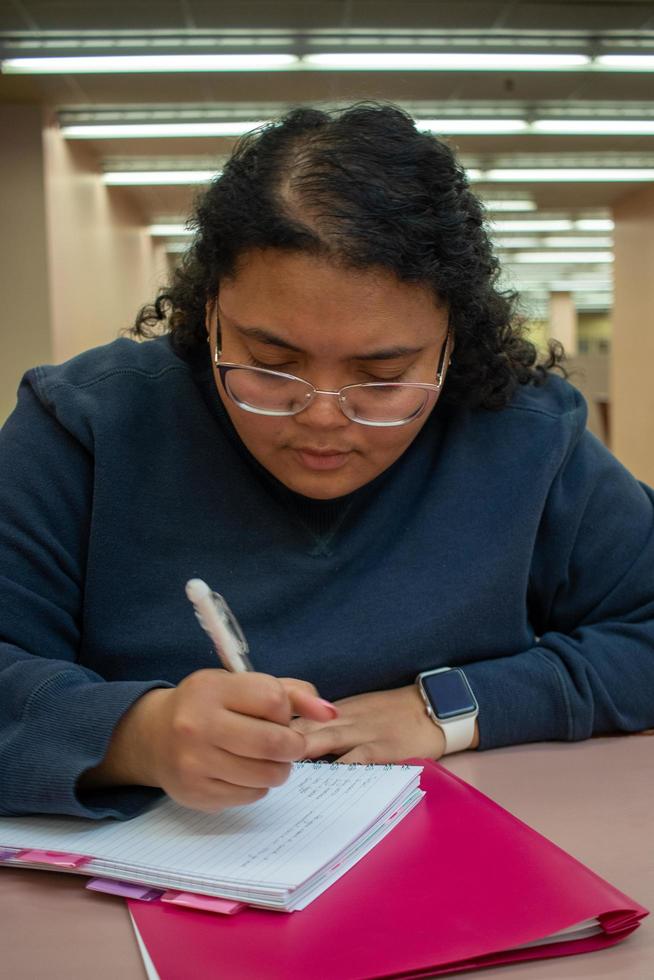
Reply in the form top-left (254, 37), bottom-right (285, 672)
top-left (185, 578), bottom-right (254, 673)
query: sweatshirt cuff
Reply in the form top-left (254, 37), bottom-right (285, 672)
top-left (462, 647), bottom-right (573, 750)
top-left (10, 670), bottom-right (174, 819)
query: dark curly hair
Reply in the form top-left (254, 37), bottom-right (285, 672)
top-left (133, 101), bottom-right (564, 409)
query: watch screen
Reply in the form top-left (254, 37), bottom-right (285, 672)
top-left (422, 670), bottom-right (476, 720)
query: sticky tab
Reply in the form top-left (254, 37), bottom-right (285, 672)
top-left (16, 849), bottom-right (91, 868)
top-left (161, 891), bottom-right (244, 915)
top-left (86, 878), bottom-right (163, 901)
top-left (0, 847), bottom-right (20, 861)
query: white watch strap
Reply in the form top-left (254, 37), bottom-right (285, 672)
top-left (441, 715), bottom-right (476, 755)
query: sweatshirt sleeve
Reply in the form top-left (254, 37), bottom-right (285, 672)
top-left (464, 395), bottom-right (654, 749)
top-left (0, 374), bottom-right (172, 819)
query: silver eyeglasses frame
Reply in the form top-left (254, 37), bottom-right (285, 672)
top-left (213, 327), bottom-right (453, 428)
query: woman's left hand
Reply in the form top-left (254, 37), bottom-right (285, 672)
top-left (290, 684), bottom-right (446, 763)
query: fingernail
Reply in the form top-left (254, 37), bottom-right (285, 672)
top-left (318, 698), bottom-right (339, 717)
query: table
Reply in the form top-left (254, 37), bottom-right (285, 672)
top-left (1, 735), bottom-right (652, 979)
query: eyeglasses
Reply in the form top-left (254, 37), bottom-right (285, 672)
top-left (214, 330), bottom-right (452, 428)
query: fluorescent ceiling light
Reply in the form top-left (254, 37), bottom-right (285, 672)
top-left (416, 118), bottom-right (528, 134)
top-left (482, 200), bottom-right (536, 212)
top-left (303, 53), bottom-right (590, 71)
top-left (2, 55), bottom-right (298, 74)
top-left (495, 236), bottom-right (613, 249)
top-left (149, 224), bottom-right (193, 236)
top-left (492, 220), bottom-right (575, 232)
top-left (575, 219), bottom-right (614, 231)
top-left (542, 236), bottom-right (613, 248)
top-left (532, 119), bottom-right (654, 135)
top-left (494, 237), bottom-right (545, 248)
top-left (509, 251), bottom-right (614, 263)
top-left (596, 55), bottom-right (654, 71)
top-left (481, 168), bottom-right (654, 181)
top-left (63, 121), bottom-right (268, 138)
top-left (104, 171), bottom-right (217, 185)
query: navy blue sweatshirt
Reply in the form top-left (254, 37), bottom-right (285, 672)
top-left (1, 335), bottom-right (653, 819)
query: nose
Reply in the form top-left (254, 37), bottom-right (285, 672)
top-left (295, 389), bottom-right (351, 429)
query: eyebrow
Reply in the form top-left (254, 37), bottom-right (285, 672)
top-left (222, 316), bottom-right (426, 362)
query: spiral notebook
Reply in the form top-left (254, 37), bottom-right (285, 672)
top-left (0, 762), bottom-right (423, 912)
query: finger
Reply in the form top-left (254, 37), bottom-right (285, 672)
top-left (300, 725), bottom-right (356, 760)
top-left (336, 743), bottom-right (397, 765)
top-left (216, 672), bottom-right (295, 725)
top-left (198, 745), bottom-right (293, 789)
top-left (207, 711), bottom-right (307, 763)
top-left (171, 780), bottom-right (270, 813)
top-left (287, 688), bottom-right (339, 722)
top-left (279, 677), bottom-right (320, 699)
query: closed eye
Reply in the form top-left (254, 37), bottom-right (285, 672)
top-left (246, 355), bottom-right (296, 373)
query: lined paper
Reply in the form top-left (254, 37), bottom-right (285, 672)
top-left (0, 763), bottom-right (423, 910)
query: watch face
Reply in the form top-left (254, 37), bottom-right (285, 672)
top-left (422, 670), bottom-right (477, 720)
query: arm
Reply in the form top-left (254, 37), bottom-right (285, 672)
top-left (295, 399), bottom-right (654, 760)
top-left (466, 424), bottom-right (654, 748)
top-left (0, 376), bottom-right (171, 818)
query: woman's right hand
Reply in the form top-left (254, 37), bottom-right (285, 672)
top-left (80, 670), bottom-right (337, 812)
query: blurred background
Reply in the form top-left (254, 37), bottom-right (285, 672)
top-left (1, 0), bottom-right (653, 484)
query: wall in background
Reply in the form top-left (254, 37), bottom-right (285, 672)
top-left (43, 118), bottom-right (168, 365)
top-left (612, 183), bottom-right (654, 487)
top-left (0, 105), bottom-right (52, 422)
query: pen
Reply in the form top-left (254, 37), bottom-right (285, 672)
top-left (185, 578), bottom-right (254, 673)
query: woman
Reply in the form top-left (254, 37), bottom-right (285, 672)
top-left (1, 103), bottom-right (652, 820)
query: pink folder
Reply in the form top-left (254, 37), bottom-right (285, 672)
top-left (130, 761), bottom-right (648, 979)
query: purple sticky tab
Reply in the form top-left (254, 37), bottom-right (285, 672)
top-left (0, 848), bottom-right (20, 861)
top-left (16, 849), bottom-right (90, 868)
top-left (161, 890), bottom-right (244, 915)
top-left (86, 878), bottom-right (162, 901)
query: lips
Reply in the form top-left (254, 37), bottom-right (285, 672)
top-left (293, 446), bottom-right (353, 471)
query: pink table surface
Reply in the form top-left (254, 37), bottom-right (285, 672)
top-left (1, 735), bottom-right (652, 980)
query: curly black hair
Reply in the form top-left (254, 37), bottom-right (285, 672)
top-left (133, 102), bottom-right (564, 409)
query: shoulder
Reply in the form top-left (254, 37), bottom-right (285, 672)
top-left (20, 335), bottom-right (208, 451)
top-left (30, 335), bottom-right (190, 401)
top-left (504, 372), bottom-right (586, 427)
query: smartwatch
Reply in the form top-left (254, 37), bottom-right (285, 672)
top-left (416, 667), bottom-right (479, 755)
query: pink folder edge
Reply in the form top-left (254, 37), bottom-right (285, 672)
top-left (129, 760), bottom-right (648, 980)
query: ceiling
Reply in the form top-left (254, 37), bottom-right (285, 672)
top-left (3, 1), bottom-right (654, 313)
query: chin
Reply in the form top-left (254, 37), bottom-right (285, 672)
top-left (279, 468), bottom-right (366, 500)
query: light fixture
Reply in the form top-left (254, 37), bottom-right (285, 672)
top-left (481, 200), bottom-right (536, 212)
top-left (63, 121), bottom-right (268, 138)
top-left (149, 224), bottom-right (193, 236)
top-left (495, 236), bottom-right (613, 249)
top-left (302, 53), bottom-right (591, 71)
top-left (2, 55), bottom-right (299, 74)
top-left (103, 171), bottom-right (217, 185)
top-left (480, 168), bottom-right (654, 181)
top-left (416, 119), bottom-right (528, 134)
top-left (508, 251), bottom-right (614, 264)
top-left (491, 220), bottom-right (575, 232)
top-left (575, 219), bottom-right (614, 231)
top-left (531, 119), bottom-right (654, 135)
top-left (596, 55), bottom-right (654, 71)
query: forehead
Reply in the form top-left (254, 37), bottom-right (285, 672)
top-left (218, 250), bottom-right (446, 354)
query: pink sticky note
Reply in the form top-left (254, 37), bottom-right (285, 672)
top-left (161, 891), bottom-right (244, 915)
top-left (16, 849), bottom-right (91, 868)
top-left (86, 878), bottom-right (163, 901)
